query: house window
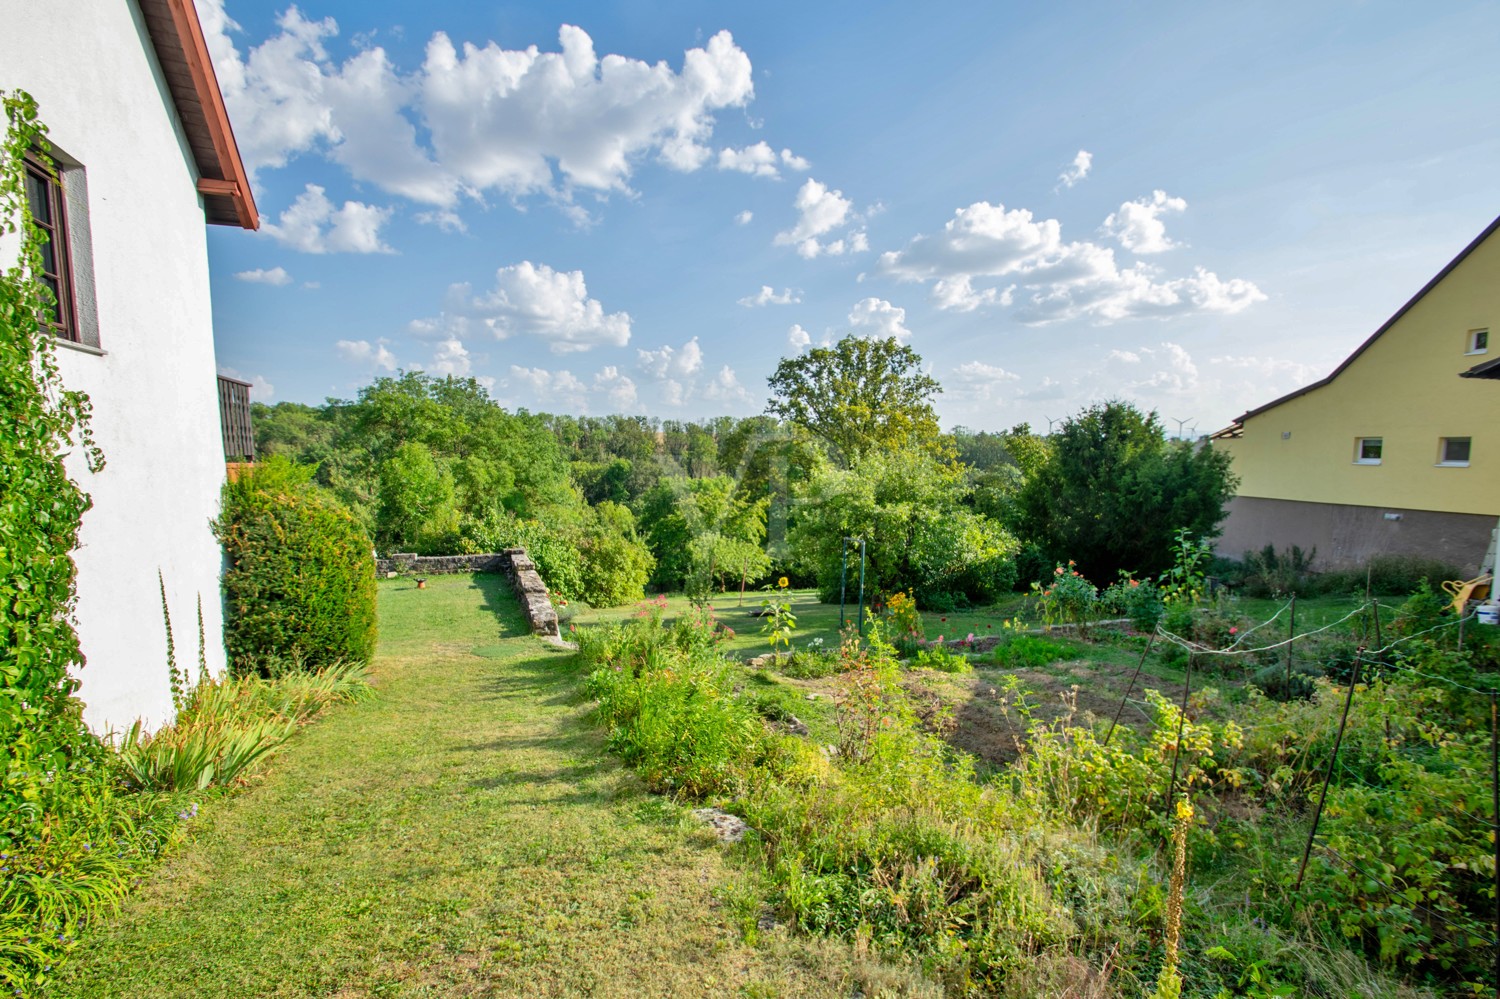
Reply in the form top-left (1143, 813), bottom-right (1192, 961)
top-left (1439, 437), bottom-right (1472, 466)
top-left (1468, 329), bottom-right (1489, 354)
top-left (1355, 437), bottom-right (1383, 464)
top-left (23, 155), bottom-right (77, 342)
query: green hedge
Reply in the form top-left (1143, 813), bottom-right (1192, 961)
top-left (215, 459), bottom-right (376, 670)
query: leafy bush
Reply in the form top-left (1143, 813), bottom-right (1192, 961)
top-left (216, 457), bottom-right (378, 671)
top-left (909, 644), bottom-right (972, 673)
top-left (1031, 561), bottom-right (1099, 635)
top-left (983, 635), bottom-right (1070, 670)
top-left (1313, 553), bottom-right (1465, 597)
top-left (575, 522), bottom-right (653, 606)
top-left (1238, 544), bottom-right (1317, 597)
top-left (1102, 575), bottom-right (1165, 632)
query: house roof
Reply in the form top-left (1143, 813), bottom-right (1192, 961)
top-left (1228, 212), bottom-right (1500, 425)
top-left (1460, 356), bottom-right (1500, 380)
top-left (136, 0), bottom-right (257, 229)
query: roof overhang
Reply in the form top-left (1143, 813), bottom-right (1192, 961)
top-left (136, 0), bottom-right (258, 229)
top-left (1460, 357), bottom-right (1500, 380)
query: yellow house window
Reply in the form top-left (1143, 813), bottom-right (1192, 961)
top-left (1354, 437), bottom-right (1383, 464)
top-left (1467, 328), bottom-right (1489, 354)
top-left (1438, 437), bottom-right (1471, 466)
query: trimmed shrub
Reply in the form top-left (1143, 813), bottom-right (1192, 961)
top-left (576, 524), bottom-right (653, 607)
top-left (215, 457), bottom-right (377, 670)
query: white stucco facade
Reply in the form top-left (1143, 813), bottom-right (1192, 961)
top-left (1, 1), bottom-right (233, 730)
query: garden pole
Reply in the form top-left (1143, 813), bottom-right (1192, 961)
top-left (857, 538), bottom-right (867, 638)
top-left (1105, 631), bottom-right (1157, 747)
top-left (1295, 651), bottom-right (1362, 892)
top-left (1490, 689), bottom-right (1499, 998)
top-left (1164, 653), bottom-right (1194, 808)
top-left (1286, 595), bottom-right (1296, 692)
top-left (839, 536), bottom-right (849, 630)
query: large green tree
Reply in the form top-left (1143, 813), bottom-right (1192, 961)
top-left (788, 449), bottom-right (1018, 607)
top-left (766, 335), bottom-right (945, 466)
top-left (1011, 401), bottom-right (1237, 581)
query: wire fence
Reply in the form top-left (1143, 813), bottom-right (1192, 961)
top-left (1094, 596), bottom-right (1500, 988)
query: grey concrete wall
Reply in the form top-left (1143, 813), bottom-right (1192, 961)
top-left (375, 549), bottom-right (558, 637)
top-left (1216, 496), bottom-right (1497, 576)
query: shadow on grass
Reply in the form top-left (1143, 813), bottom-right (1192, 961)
top-left (469, 571), bottom-right (532, 637)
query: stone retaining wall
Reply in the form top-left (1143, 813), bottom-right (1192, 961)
top-left (375, 549), bottom-right (558, 637)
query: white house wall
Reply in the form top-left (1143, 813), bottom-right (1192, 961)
top-left (1, 0), bottom-right (230, 731)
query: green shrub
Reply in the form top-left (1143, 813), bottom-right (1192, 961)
top-left (1102, 575), bottom-right (1165, 632)
top-left (1235, 544), bottom-right (1317, 597)
top-left (910, 644), bottom-right (972, 673)
top-left (215, 457), bottom-right (377, 671)
top-left (984, 635), bottom-right (1070, 670)
top-left (1314, 553), bottom-right (1465, 597)
top-left (575, 522), bottom-right (653, 607)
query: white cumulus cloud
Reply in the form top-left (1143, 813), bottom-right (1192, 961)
top-left (949, 360), bottom-right (1021, 401)
top-left (637, 337), bottom-right (705, 380)
top-left (260, 184), bottom-right (393, 254)
top-left (701, 364), bottom-right (752, 404)
top-left (593, 366), bottom-right (640, 411)
top-left (847, 297), bottom-right (912, 342)
top-left (878, 199), bottom-right (1264, 324)
top-left (734, 210), bottom-right (753, 225)
top-left (1102, 190), bottom-right (1188, 254)
top-left (508, 365), bottom-right (589, 411)
top-left (775, 178), bottom-right (865, 258)
top-left (234, 266), bottom-right (293, 285)
top-left (425, 337), bottom-right (471, 376)
top-left (422, 261), bottom-right (632, 354)
top-left (1057, 149), bottom-right (1092, 189)
top-left (717, 142), bottom-right (808, 178)
top-left (738, 285), bottom-right (800, 307)
top-left (787, 324), bottom-right (811, 351)
top-left (198, 5), bottom-right (756, 214)
top-left (335, 338), bottom-right (399, 371)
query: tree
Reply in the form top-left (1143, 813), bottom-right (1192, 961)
top-left (788, 449), bottom-right (1018, 607)
top-left (766, 335), bottom-right (945, 466)
top-left (1011, 402), bottom-right (1237, 581)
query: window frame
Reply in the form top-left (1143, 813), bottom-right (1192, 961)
top-left (22, 151), bottom-right (79, 344)
top-left (1438, 436), bottom-right (1472, 467)
top-left (1467, 328), bottom-right (1489, 355)
top-left (1354, 437), bottom-right (1384, 465)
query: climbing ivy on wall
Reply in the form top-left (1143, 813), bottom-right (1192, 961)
top-left (0, 90), bottom-right (104, 845)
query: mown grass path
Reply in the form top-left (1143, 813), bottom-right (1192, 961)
top-left (53, 575), bottom-right (861, 998)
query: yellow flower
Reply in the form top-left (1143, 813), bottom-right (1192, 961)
top-left (778, 576), bottom-right (789, 589)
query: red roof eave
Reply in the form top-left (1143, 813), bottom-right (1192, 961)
top-left (138, 0), bottom-right (258, 230)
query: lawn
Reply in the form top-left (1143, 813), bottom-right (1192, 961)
top-left (568, 588), bottom-right (1033, 660)
top-left (51, 574), bottom-right (910, 998)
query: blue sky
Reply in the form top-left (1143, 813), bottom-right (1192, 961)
top-left (203, 0), bottom-right (1500, 434)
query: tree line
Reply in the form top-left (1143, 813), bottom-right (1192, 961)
top-left (253, 335), bottom-right (1236, 607)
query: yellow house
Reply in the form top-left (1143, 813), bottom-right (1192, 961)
top-left (1213, 214), bottom-right (1500, 575)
